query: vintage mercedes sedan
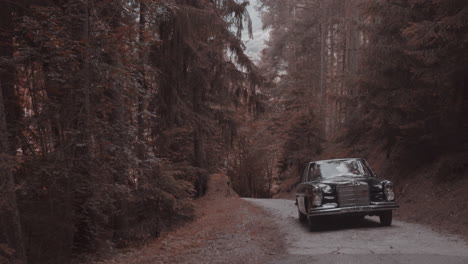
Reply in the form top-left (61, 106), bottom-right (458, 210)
top-left (296, 158), bottom-right (399, 231)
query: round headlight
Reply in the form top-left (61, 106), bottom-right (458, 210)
top-left (321, 185), bottom-right (332, 194)
top-left (312, 186), bottom-right (322, 206)
top-left (312, 193), bottom-right (322, 206)
top-left (384, 182), bottom-right (395, 201)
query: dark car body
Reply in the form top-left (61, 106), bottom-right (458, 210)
top-left (296, 158), bottom-right (399, 230)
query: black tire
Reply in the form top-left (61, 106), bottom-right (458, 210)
top-left (350, 214), bottom-right (365, 223)
top-left (308, 216), bottom-right (320, 231)
top-left (298, 209), bottom-right (307, 223)
top-left (380, 210), bottom-right (393, 226)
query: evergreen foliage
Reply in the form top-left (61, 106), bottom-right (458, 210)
top-left (231, 0), bottom-right (468, 197)
top-left (0, 0), bottom-right (258, 263)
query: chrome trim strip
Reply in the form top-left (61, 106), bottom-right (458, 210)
top-left (308, 203), bottom-right (399, 216)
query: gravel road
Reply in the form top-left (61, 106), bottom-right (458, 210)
top-left (243, 198), bottom-right (468, 264)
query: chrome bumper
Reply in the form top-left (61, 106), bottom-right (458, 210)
top-left (308, 201), bottom-right (399, 216)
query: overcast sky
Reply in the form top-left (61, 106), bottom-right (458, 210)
top-left (241, 0), bottom-right (270, 63)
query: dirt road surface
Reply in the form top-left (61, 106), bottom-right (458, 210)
top-left (89, 174), bottom-right (284, 264)
top-left (243, 198), bottom-right (468, 264)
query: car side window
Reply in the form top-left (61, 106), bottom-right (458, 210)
top-left (309, 163), bottom-right (320, 180)
top-left (362, 159), bottom-right (375, 177)
top-left (301, 164), bottom-right (309, 182)
top-left (300, 166), bottom-right (306, 182)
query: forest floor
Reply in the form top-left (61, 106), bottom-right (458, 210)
top-left (393, 170), bottom-right (468, 238)
top-left (87, 173), bottom-right (284, 264)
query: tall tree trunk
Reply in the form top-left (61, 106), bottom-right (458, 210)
top-left (0, 4), bottom-right (27, 263)
top-left (0, 85), bottom-right (27, 264)
top-left (72, 0), bottom-right (95, 251)
top-left (329, 4), bottom-right (336, 138)
top-left (108, 2), bottom-right (130, 242)
top-left (137, 0), bottom-right (147, 161)
top-left (319, 0), bottom-right (326, 116)
top-left (83, 0), bottom-right (91, 137)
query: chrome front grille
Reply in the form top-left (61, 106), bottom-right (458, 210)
top-left (337, 183), bottom-right (370, 207)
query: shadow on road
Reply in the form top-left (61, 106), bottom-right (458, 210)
top-left (299, 216), bottom-right (395, 233)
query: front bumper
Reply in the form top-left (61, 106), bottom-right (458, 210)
top-left (308, 201), bottom-right (399, 216)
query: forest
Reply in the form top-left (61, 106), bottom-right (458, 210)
top-left (0, 0), bottom-right (467, 263)
top-left (228, 0), bottom-right (468, 197)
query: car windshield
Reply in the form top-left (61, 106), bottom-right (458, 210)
top-left (316, 160), bottom-right (370, 179)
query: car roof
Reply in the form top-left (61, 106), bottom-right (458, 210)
top-left (310, 158), bottom-right (363, 164)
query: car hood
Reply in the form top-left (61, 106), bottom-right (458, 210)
top-left (310, 176), bottom-right (383, 189)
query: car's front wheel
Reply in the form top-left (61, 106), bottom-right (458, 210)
top-left (380, 210), bottom-right (393, 226)
top-left (308, 216), bottom-right (320, 231)
top-left (298, 209), bottom-right (307, 223)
